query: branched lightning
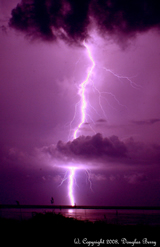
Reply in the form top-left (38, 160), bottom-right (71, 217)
top-left (72, 41), bottom-right (140, 139)
top-left (58, 167), bottom-right (76, 206)
top-left (58, 166), bottom-right (94, 205)
top-left (73, 41), bottom-right (95, 139)
top-left (62, 41), bottom-right (141, 205)
top-left (85, 169), bottom-right (94, 192)
top-left (58, 170), bottom-right (69, 187)
top-left (102, 67), bottom-right (142, 90)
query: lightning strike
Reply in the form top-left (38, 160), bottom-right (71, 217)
top-left (58, 166), bottom-right (95, 205)
top-left (72, 41), bottom-right (134, 140)
top-left (69, 167), bottom-right (75, 206)
top-left (73, 41), bottom-right (95, 139)
top-left (58, 167), bottom-right (76, 205)
top-left (67, 41), bottom-right (140, 206)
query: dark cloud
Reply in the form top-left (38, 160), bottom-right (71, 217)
top-left (55, 133), bottom-right (127, 159)
top-left (9, 0), bottom-right (160, 44)
top-left (96, 119), bottom-right (107, 123)
top-left (41, 133), bottom-right (160, 166)
top-left (124, 173), bottom-right (148, 184)
top-left (9, 0), bottom-right (90, 44)
top-left (131, 118), bottom-right (160, 126)
top-left (91, 0), bottom-right (160, 41)
top-left (1, 130), bottom-right (160, 173)
top-left (1, 133), bottom-right (160, 170)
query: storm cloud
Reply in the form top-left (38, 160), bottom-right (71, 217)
top-left (56, 133), bottom-right (127, 158)
top-left (9, 0), bottom-right (160, 44)
top-left (41, 133), bottom-right (160, 167)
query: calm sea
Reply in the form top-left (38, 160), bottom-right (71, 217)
top-left (1, 208), bottom-right (160, 225)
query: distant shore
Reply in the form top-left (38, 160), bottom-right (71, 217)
top-left (1, 204), bottom-right (160, 210)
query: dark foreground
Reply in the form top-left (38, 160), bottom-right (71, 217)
top-left (1, 212), bottom-right (159, 246)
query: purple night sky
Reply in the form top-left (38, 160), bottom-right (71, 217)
top-left (0, 0), bottom-right (160, 206)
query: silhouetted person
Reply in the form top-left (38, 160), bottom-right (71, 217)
top-left (50, 197), bottom-right (54, 204)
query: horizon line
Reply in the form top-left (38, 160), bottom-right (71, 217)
top-left (1, 204), bottom-right (160, 210)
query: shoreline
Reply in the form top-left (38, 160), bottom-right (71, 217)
top-left (1, 204), bottom-right (160, 210)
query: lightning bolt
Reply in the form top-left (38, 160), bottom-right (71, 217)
top-left (66, 42), bottom-right (96, 205)
top-left (58, 167), bottom-right (76, 206)
top-left (69, 167), bottom-right (75, 206)
top-left (73, 41), bottom-right (95, 139)
top-left (72, 41), bottom-right (138, 139)
top-left (64, 41), bottom-right (140, 206)
top-left (58, 166), bottom-right (94, 206)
